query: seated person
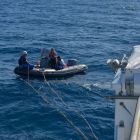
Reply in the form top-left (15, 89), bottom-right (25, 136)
top-left (55, 56), bottom-right (66, 70)
top-left (18, 51), bottom-right (34, 70)
top-left (40, 48), bottom-right (49, 68)
top-left (48, 48), bottom-right (57, 69)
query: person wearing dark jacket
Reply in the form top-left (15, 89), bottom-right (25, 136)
top-left (55, 56), bottom-right (66, 70)
top-left (18, 51), bottom-right (34, 70)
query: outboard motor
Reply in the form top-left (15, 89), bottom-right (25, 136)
top-left (67, 59), bottom-right (78, 66)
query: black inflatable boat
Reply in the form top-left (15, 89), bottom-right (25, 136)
top-left (14, 64), bottom-right (88, 78)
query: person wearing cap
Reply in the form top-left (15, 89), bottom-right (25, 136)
top-left (18, 51), bottom-right (34, 70)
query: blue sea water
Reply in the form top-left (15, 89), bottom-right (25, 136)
top-left (0, 0), bottom-right (140, 139)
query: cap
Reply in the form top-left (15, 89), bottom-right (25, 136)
top-left (22, 51), bottom-right (27, 55)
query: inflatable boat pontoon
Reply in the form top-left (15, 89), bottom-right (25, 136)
top-left (14, 64), bottom-right (88, 78)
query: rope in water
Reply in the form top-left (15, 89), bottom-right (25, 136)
top-left (20, 70), bottom-right (88, 140)
top-left (42, 72), bottom-right (66, 105)
top-left (42, 71), bottom-right (98, 140)
top-left (28, 65), bottom-right (30, 83)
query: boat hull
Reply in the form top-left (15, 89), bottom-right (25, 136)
top-left (14, 64), bottom-right (88, 78)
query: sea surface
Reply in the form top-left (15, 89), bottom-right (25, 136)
top-left (0, 0), bottom-right (140, 140)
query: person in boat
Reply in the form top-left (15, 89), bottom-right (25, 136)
top-left (48, 48), bottom-right (57, 69)
top-left (18, 51), bottom-right (34, 70)
top-left (40, 48), bottom-right (49, 68)
top-left (55, 56), bottom-right (66, 70)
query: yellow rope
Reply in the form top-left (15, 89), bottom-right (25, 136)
top-left (58, 110), bottom-right (88, 140)
top-left (20, 77), bottom-right (88, 140)
top-left (28, 65), bottom-right (30, 83)
top-left (42, 71), bottom-right (98, 140)
top-left (42, 71), bottom-right (66, 106)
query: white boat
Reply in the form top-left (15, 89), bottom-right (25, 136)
top-left (109, 45), bottom-right (140, 140)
